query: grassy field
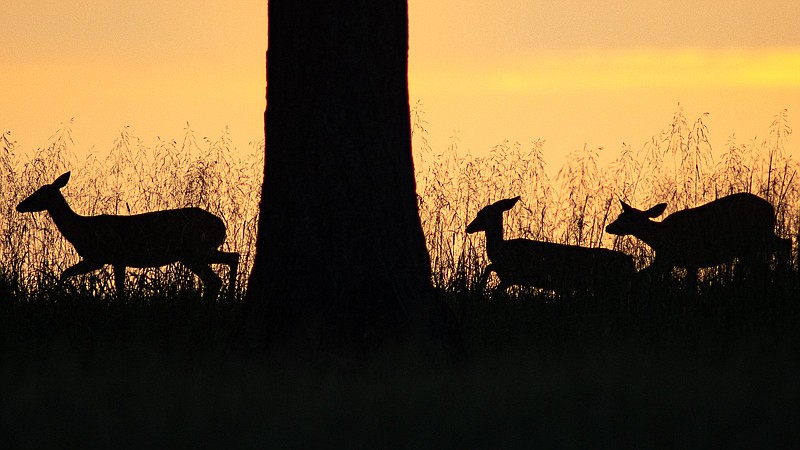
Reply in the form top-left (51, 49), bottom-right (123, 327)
top-left (2, 109), bottom-right (800, 447)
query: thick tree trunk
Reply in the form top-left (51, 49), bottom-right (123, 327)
top-left (244, 1), bottom-right (432, 356)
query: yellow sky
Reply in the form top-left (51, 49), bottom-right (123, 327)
top-left (2, 1), bottom-right (799, 167)
top-left (408, 0), bottom-right (800, 161)
top-left (410, 47), bottom-right (800, 160)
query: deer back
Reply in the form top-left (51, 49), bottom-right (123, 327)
top-left (492, 238), bottom-right (634, 293)
top-left (71, 208), bottom-right (227, 267)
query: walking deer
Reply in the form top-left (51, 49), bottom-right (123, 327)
top-left (605, 193), bottom-right (791, 283)
top-left (16, 172), bottom-right (239, 300)
top-left (467, 196), bottom-right (635, 296)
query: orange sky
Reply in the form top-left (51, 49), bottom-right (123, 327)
top-left (2, 1), bottom-right (799, 167)
top-left (408, 0), bottom-right (800, 164)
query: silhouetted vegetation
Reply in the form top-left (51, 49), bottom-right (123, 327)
top-left (2, 107), bottom-right (800, 446)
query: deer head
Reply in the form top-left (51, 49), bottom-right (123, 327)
top-left (605, 200), bottom-right (667, 236)
top-left (16, 172), bottom-right (71, 213)
top-left (466, 196), bottom-right (520, 234)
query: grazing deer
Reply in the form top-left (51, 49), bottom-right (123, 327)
top-left (605, 193), bottom-right (791, 283)
top-left (16, 172), bottom-right (239, 300)
top-left (466, 196), bottom-right (635, 296)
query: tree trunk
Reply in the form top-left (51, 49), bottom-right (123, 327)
top-left (244, 0), bottom-right (432, 357)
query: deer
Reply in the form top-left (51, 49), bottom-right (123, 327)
top-left (16, 171), bottom-right (239, 301)
top-left (605, 193), bottom-right (792, 286)
top-left (466, 196), bottom-right (635, 297)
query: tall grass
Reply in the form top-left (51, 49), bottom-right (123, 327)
top-left (1, 105), bottom-right (796, 298)
top-left (413, 103), bottom-right (798, 291)
top-left (0, 121), bottom-right (264, 299)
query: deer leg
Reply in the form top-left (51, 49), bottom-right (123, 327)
top-left (61, 260), bottom-right (104, 281)
top-left (114, 265), bottom-right (126, 300)
top-left (637, 260), bottom-right (663, 285)
top-left (58, 260), bottom-right (104, 296)
top-left (208, 250), bottom-right (239, 300)
top-left (183, 261), bottom-right (222, 301)
top-left (491, 280), bottom-right (511, 300)
top-left (476, 264), bottom-right (494, 294)
top-left (775, 238), bottom-right (793, 274)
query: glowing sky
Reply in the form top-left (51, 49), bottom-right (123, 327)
top-left (1, 1), bottom-right (266, 152)
top-left (408, 0), bottom-right (800, 160)
top-left (2, 1), bottom-right (799, 164)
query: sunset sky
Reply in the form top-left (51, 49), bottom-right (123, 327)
top-left (2, 1), bottom-right (799, 166)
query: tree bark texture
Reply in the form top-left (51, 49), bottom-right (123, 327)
top-left (245, 0), bottom-right (432, 356)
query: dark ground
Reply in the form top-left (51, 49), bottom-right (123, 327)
top-left (2, 273), bottom-right (800, 449)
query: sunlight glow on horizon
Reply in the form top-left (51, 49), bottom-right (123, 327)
top-left (411, 47), bottom-right (800, 95)
top-left (408, 45), bottom-right (800, 162)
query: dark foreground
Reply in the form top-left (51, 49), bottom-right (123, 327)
top-left (2, 274), bottom-right (800, 449)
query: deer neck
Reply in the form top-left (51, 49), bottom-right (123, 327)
top-left (483, 216), bottom-right (505, 260)
top-left (46, 192), bottom-right (84, 240)
top-left (633, 219), bottom-right (666, 251)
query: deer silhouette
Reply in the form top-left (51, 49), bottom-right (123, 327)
top-left (605, 193), bottom-right (791, 282)
top-left (467, 196), bottom-right (635, 296)
top-left (16, 172), bottom-right (239, 300)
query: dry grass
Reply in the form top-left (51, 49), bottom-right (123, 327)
top-left (413, 103), bottom-right (798, 291)
top-left (0, 121), bottom-right (263, 299)
top-left (1, 105), bottom-right (796, 298)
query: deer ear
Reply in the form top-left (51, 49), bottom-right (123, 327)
top-left (52, 172), bottom-right (71, 189)
top-left (645, 203), bottom-right (667, 218)
top-left (497, 196), bottom-right (521, 211)
top-left (620, 200), bottom-right (633, 212)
